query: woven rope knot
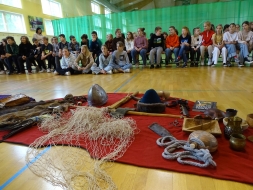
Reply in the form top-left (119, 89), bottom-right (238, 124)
top-left (157, 135), bottom-right (217, 168)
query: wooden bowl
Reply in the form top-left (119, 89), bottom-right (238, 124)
top-left (246, 114), bottom-right (253, 127)
top-left (223, 117), bottom-right (249, 130)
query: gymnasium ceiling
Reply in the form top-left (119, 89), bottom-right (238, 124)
top-left (99, 0), bottom-right (238, 12)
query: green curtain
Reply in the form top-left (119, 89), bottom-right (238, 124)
top-left (52, 0), bottom-right (252, 43)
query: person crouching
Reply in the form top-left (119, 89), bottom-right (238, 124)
top-left (109, 41), bottom-right (132, 73)
top-left (54, 47), bottom-right (75, 76)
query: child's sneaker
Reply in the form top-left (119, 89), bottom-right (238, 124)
top-left (0, 70), bottom-right (5, 75)
top-left (47, 68), bottom-right (51, 73)
top-left (65, 71), bottom-right (71, 76)
top-left (107, 70), bottom-right (112, 74)
top-left (54, 71), bottom-right (59, 75)
top-left (124, 69), bottom-right (130, 73)
top-left (181, 63), bottom-right (187, 68)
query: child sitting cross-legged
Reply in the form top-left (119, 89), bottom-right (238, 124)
top-left (73, 45), bottom-right (94, 74)
top-left (91, 45), bottom-right (112, 74)
top-left (54, 47), bottom-right (75, 76)
top-left (109, 41), bottom-right (132, 73)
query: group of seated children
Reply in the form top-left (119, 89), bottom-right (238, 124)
top-left (0, 20), bottom-right (253, 75)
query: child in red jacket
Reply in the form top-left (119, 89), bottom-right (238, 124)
top-left (200, 21), bottom-right (215, 65)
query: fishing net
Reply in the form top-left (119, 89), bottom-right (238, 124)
top-left (26, 107), bottom-right (138, 190)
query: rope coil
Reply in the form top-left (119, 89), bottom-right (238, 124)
top-left (157, 135), bottom-right (217, 168)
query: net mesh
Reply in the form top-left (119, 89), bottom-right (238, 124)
top-left (52, 0), bottom-right (252, 42)
top-left (26, 107), bottom-right (139, 190)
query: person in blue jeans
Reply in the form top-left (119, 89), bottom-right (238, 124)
top-left (165, 26), bottom-right (180, 65)
top-left (175, 27), bottom-right (191, 68)
top-left (109, 41), bottom-right (132, 73)
top-left (131, 28), bottom-right (148, 67)
top-left (5, 36), bottom-right (20, 75)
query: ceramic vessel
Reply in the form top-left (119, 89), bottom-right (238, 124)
top-left (225, 109), bottom-right (237, 117)
top-left (229, 134), bottom-right (246, 151)
top-left (224, 117), bottom-right (242, 139)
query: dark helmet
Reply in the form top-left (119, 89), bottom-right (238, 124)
top-left (87, 84), bottom-right (108, 106)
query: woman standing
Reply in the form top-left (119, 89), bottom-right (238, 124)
top-left (33, 27), bottom-right (44, 44)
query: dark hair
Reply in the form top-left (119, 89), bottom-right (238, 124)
top-left (91, 31), bottom-right (97, 36)
top-left (127, 32), bottom-right (134, 40)
top-left (115, 28), bottom-right (121, 35)
top-left (36, 27), bottom-right (42, 34)
top-left (2, 38), bottom-right (7, 44)
top-left (20, 36), bottom-right (30, 43)
top-left (139, 28), bottom-right (145, 32)
top-left (230, 23), bottom-right (236, 27)
top-left (69, 35), bottom-right (75, 41)
top-left (32, 38), bottom-right (38, 43)
top-left (59, 34), bottom-right (65, 38)
top-left (242, 21), bottom-right (249, 26)
top-left (150, 33), bottom-right (154, 38)
top-left (223, 24), bottom-right (229, 32)
top-left (121, 33), bottom-right (125, 39)
top-left (211, 24), bottom-right (215, 31)
top-left (116, 41), bottom-right (124, 47)
top-left (175, 29), bottom-right (179, 35)
top-left (6, 36), bottom-right (15, 41)
top-left (193, 27), bottom-right (200, 34)
top-left (42, 36), bottom-right (49, 41)
top-left (81, 34), bottom-right (88, 39)
top-left (163, 32), bottom-right (168, 36)
top-left (155, 26), bottom-right (162, 32)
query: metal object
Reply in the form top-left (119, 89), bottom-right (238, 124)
top-left (229, 134), bottom-right (246, 151)
top-left (87, 84), bottom-right (108, 106)
top-left (224, 116), bottom-right (242, 139)
top-left (149, 123), bottom-right (173, 137)
top-left (177, 99), bottom-right (190, 117)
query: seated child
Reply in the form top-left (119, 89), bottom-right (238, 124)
top-left (18, 36), bottom-right (33, 74)
top-left (165, 26), bottom-right (179, 65)
top-left (109, 41), bottom-right (132, 73)
top-left (190, 27), bottom-right (202, 67)
top-left (91, 45), bottom-right (112, 74)
top-left (5, 36), bottom-right (20, 75)
top-left (54, 47), bottom-right (75, 75)
top-left (105, 34), bottom-right (114, 53)
top-left (80, 34), bottom-right (89, 49)
top-left (73, 45), bottom-right (94, 74)
top-left (41, 37), bottom-right (54, 72)
top-left (30, 38), bottom-right (47, 72)
top-left (211, 24), bottom-right (227, 66)
top-left (68, 36), bottom-right (80, 57)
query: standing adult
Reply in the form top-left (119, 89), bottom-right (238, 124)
top-left (33, 27), bottom-right (44, 44)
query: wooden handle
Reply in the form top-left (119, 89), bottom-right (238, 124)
top-left (126, 111), bottom-right (182, 118)
top-left (108, 91), bottom-right (139, 109)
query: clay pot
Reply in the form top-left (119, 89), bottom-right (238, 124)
top-left (188, 130), bottom-right (218, 152)
top-left (229, 134), bottom-right (246, 151)
top-left (246, 114), bottom-right (253, 127)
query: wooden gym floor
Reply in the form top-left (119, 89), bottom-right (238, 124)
top-left (0, 64), bottom-right (253, 190)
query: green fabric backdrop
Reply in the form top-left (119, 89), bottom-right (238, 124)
top-left (52, 0), bottom-right (252, 43)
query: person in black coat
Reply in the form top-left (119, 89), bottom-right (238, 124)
top-left (18, 36), bottom-right (33, 74)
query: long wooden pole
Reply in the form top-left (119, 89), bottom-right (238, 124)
top-left (126, 111), bottom-right (182, 118)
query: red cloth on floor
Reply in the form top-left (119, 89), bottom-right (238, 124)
top-left (1, 93), bottom-right (253, 184)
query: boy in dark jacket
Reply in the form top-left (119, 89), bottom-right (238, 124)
top-left (5, 36), bottom-right (20, 75)
top-left (89, 31), bottom-right (102, 65)
top-left (30, 38), bottom-right (47, 72)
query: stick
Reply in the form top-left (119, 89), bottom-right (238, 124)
top-left (126, 111), bottom-right (183, 118)
top-left (108, 91), bottom-right (139, 110)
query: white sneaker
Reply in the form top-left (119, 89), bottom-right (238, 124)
top-left (54, 71), bottom-right (59, 75)
top-left (107, 70), bottom-right (112, 74)
top-left (65, 71), bottom-right (71, 76)
top-left (47, 69), bottom-right (51, 73)
top-left (234, 57), bottom-right (240, 63)
top-left (208, 59), bottom-right (212, 65)
top-left (200, 60), bottom-right (204, 66)
top-left (0, 70), bottom-right (5, 75)
top-left (124, 69), bottom-right (130, 73)
top-left (39, 69), bottom-right (46, 73)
